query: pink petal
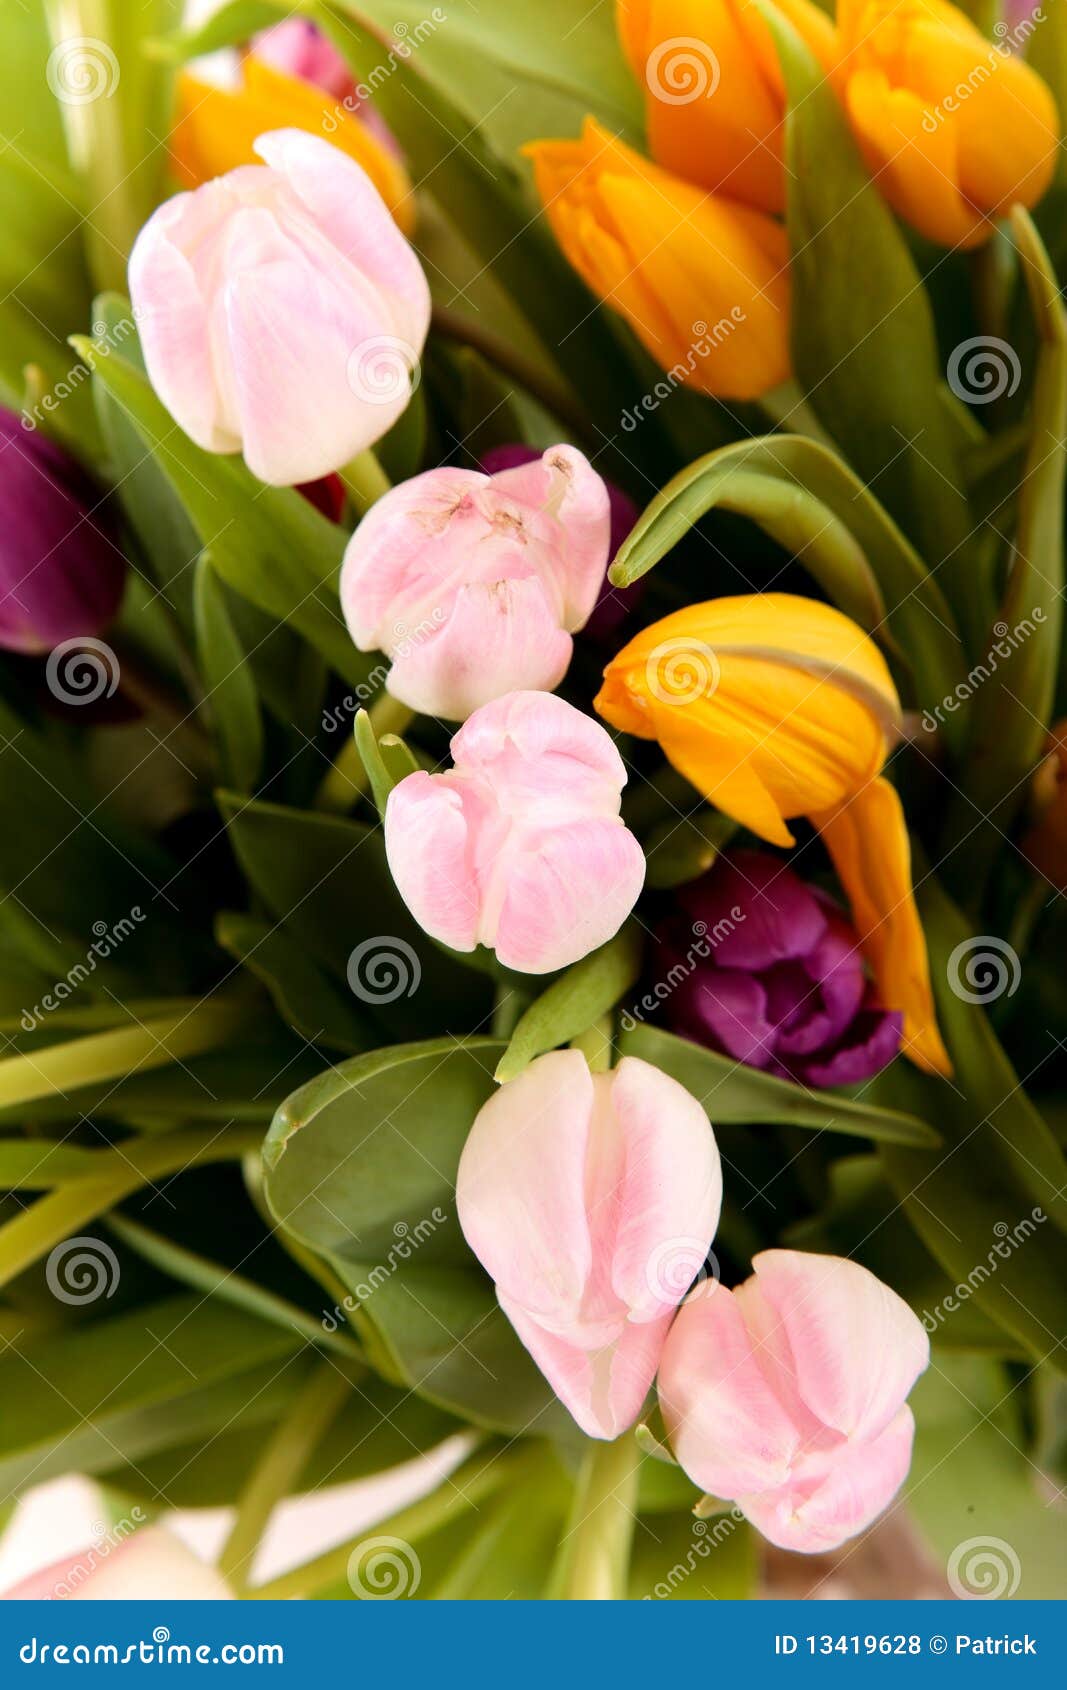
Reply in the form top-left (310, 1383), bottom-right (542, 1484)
top-left (456, 1050), bottom-right (594, 1326)
top-left (499, 1290), bottom-right (669, 1439)
top-left (383, 770), bottom-right (495, 953)
top-left (129, 202), bottom-right (232, 454)
top-left (451, 689), bottom-right (629, 817)
top-left (493, 815), bottom-right (645, 973)
top-left (604, 1055), bottom-right (722, 1322)
top-left (739, 1406), bottom-right (916, 1554)
top-left (386, 576), bottom-right (573, 718)
top-left (490, 444), bottom-right (611, 628)
top-left (658, 1283), bottom-right (809, 1498)
top-left (1, 1527), bottom-right (233, 1600)
top-left (751, 1250), bottom-right (930, 1443)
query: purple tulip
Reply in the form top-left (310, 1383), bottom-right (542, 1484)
top-left (650, 850), bottom-right (902, 1088)
top-left (479, 444), bottom-right (643, 641)
top-left (0, 410), bottom-right (126, 654)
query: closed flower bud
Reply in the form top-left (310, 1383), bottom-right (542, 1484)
top-left (384, 690), bottom-right (646, 973)
top-left (0, 410), bottom-right (126, 654)
top-left (457, 1049), bottom-right (722, 1438)
top-left (653, 850), bottom-right (902, 1086)
top-left (836, 0), bottom-right (1059, 248)
top-left (595, 593), bottom-right (949, 1074)
top-left (658, 1250), bottom-right (929, 1552)
top-left (341, 447), bottom-right (611, 718)
top-left (252, 19), bottom-right (354, 98)
top-left (129, 129), bottom-right (430, 487)
top-left (526, 119), bottom-right (790, 401)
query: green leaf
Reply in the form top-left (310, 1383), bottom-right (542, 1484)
top-left (643, 808), bottom-right (737, 891)
top-left (495, 925), bottom-right (642, 1082)
top-left (617, 1024), bottom-right (939, 1147)
top-left (0, 1140), bottom-right (126, 1191)
top-left (73, 326), bottom-right (368, 684)
top-left (193, 557), bottom-right (263, 792)
top-left (264, 1039), bottom-right (573, 1436)
top-left (610, 434), bottom-right (965, 734)
top-left (761, 1), bottom-right (980, 647)
top-left (628, 1507), bottom-right (756, 1600)
top-left (216, 911), bottom-right (376, 1054)
top-left (352, 708), bottom-right (417, 819)
top-left (425, 1446), bottom-right (570, 1599)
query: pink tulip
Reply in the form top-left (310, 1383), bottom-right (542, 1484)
top-left (128, 129), bottom-right (430, 486)
top-left (658, 1250), bottom-right (930, 1553)
top-left (339, 447), bottom-right (611, 718)
top-left (252, 19), bottom-right (354, 98)
top-left (2, 1526), bottom-right (232, 1600)
top-left (457, 1049), bottom-right (722, 1438)
top-left (384, 690), bottom-right (645, 973)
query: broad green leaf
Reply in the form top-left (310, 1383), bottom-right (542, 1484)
top-left (194, 557), bottom-right (263, 792)
top-left (643, 808), bottom-right (737, 891)
top-left (0, 1140), bottom-right (124, 1191)
top-left (495, 925), bottom-right (643, 1082)
top-left (73, 327), bottom-right (368, 684)
top-left (610, 434), bottom-right (966, 734)
top-left (264, 1039), bottom-right (573, 1437)
top-left (216, 911), bottom-right (376, 1054)
top-left (762, 2), bottom-right (981, 647)
top-left (618, 1024), bottom-right (938, 1147)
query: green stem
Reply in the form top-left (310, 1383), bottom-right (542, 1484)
top-left (756, 379), bottom-right (835, 447)
top-left (491, 982), bottom-right (529, 1040)
top-left (219, 1360), bottom-right (353, 1596)
top-left (431, 303), bottom-right (595, 445)
top-left (247, 1442), bottom-right (507, 1600)
top-left (1007, 876), bottom-right (1050, 963)
top-left (550, 1433), bottom-right (640, 1600)
top-left (338, 451), bottom-right (391, 517)
top-left (314, 695), bottom-right (414, 813)
top-left (0, 1125), bottom-right (263, 1290)
top-left (569, 1014), bottom-right (614, 1074)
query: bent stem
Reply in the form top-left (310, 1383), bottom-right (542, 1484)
top-left (339, 450), bottom-right (391, 517)
top-left (314, 693), bottom-right (414, 813)
top-left (219, 1359), bottom-right (354, 1596)
top-left (550, 1432), bottom-right (640, 1600)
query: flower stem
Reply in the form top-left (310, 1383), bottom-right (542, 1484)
top-left (219, 1359), bottom-right (354, 1596)
top-left (569, 1014), bottom-right (614, 1073)
top-left (314, 694), bottom-right (415, 813)
top-left (431, 304), bottom-right (595, 445)
top-left (338, 450), bottom-right (391, 517)
top-left (550, 1432), bottom-right (640, 1600)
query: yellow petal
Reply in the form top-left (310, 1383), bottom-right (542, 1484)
top-left (172, 64), bottom-right (414, 233)
top-left (814, 776), bottom-right (952, 1076)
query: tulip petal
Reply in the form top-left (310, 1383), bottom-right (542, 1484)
top-left (679, 850), bottom-right (827, 970)
top-left (796, 1004), bottom-right (902, 1088)
top-left (739, 1405), bottom-right (915, 1554)
top-left (499, 1290), bottom-right (670, 1439)
top-left (489, 445), bottom-right (611, 628)
top-left (383, 770), bottom-right (494, 953)
top-left (493, 816), bottom-right (646, 973)
top-left (2, 1527), bottom-right (233, 1600)
top-left (751, 1249), bottom-right (930, 1445)
top-left (814, 776), bottom-right (951, 1075)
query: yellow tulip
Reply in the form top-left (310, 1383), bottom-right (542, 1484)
top-left (616, 0), bottom-right (837, 214)
top-left (171, 60), bottom-right (414, 234)
top-left (525, 119), bottom-right (790, 401)
top-left (595, 593), bottom-right (951, 1075)
top-left (836, 0), bottom-right (1059, 248)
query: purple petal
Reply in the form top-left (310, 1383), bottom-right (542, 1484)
top-left (678, 851), bottom-right (827, 972)
top-left (671, 969), bottom-right (779, 1069)
top-left (793, 1006), bottom-right (903, 1087)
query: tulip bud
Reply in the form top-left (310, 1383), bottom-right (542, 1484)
top-left (341, 447), bottom-right (611, 718)
top-left (129, 129), bottom-right (430, 487)
top-left (384, 690), bottom-right (646, 973)
top-left (0, 409), bottom-right (126, 654)
top-left (652, 850), bottom-right (902, 1086)
top-left (252, 19), bottom-right (354, 98)
top-left (526, 119), bottom-right (790, 401)
top-left (658, 1250), bottom-right (929, 1552)
top-left (457, 1049), bottom-right (722, 1438)
top-left (0, 1525), bottom-right (233, 1600)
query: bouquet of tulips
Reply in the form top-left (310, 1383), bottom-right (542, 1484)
top-left (2, 0), bottom-right (1066, 1604)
